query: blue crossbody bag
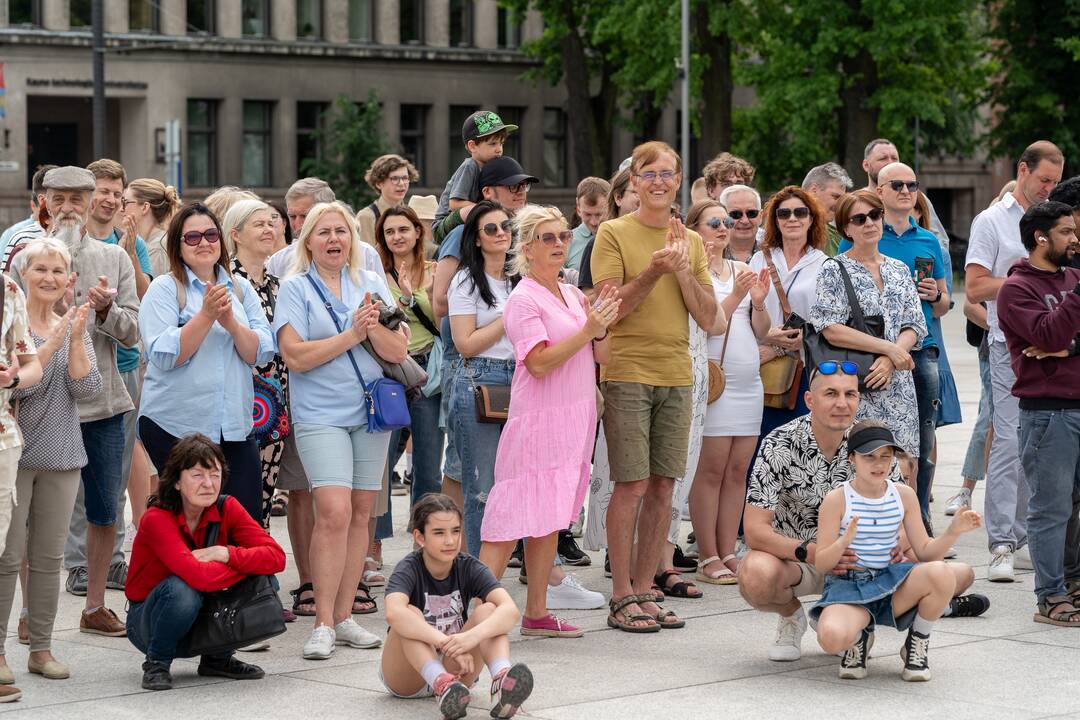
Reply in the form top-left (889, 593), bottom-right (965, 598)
top-left (305, 274), bottom-right (410, 433)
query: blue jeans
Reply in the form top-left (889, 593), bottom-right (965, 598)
top-left (450, 356), bottom-right (514, 556)
top-left (1019, 408), bottom-right (1080, 603)
top-left (126, 576), bottom-right (230, 667)
top-left (960, 353), bottom-right (994, 482)
top-left (911, 347), bottom-right (940, 523)
top-left (441, 344), bottom-right (462, 482)
top-left (81, 414), bottom-right (128, 526)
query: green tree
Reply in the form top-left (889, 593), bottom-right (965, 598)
top-left (300, 92), bottom-right (392, 209)
top-left (986, 0), bottom-right (1080, 164)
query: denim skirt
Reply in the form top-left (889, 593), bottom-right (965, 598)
top-left (809, 562), bottom-right (917, 630)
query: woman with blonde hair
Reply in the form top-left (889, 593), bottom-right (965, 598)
top-left (203, 187), bottom-right (260, 227)
top-left (124, 179), bottom-right (181, 277)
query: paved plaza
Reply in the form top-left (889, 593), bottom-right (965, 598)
top-left (0, 299), bottom-right (1073, 720)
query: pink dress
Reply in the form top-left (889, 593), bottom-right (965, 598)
top-left (481, 278), bottom-right (598, 542)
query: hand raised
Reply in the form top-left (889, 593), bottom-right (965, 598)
top-left (749, 268), bottom-right (771, 306)
top-left (71, 302), bottom-right (92, 337)
top-left (199, 282), bottom-right (226, 321)
top-left (948, 508), bottom-right (983, 535)
top-left (582, 284), bottom-right (621, 339)
top-left (86, 275), bottom-right (116, 312)
top-left (732, 269), bottom-right (756, 299)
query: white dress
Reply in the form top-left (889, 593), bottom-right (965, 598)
top-left (704, 269), bottom-right (764, 436)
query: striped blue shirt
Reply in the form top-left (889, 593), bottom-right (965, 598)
top-left (840, 481), bottom-right (904, 570)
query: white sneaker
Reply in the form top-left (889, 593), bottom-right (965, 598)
top-left (944, 488), bottom-right (973, 516)
top-left (546, 574), bottom-right (605, 610)
top-left (123, 523), bottom-right (137, 551)
top-left (988, 544), bottom-right (1015, 582)
top-left (303, 624), bottom-right (336, 659)
top-left (334, 618), bottom-right (382, 649)
top-left (768, 610), bottom-right (807, 662)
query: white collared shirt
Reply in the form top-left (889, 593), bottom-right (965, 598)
top-left (964, 192), bottom-right (1027, 344)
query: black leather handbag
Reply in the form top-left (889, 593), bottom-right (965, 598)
top-left (803, 258), bottom-right (886, 393)
top-left (184, 497), bottom-right (287, 657)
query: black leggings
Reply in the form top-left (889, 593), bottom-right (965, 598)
top-left (139, 417), bottom-right (263, 522)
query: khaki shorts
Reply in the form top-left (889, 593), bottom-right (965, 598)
top-left (792, 561), bottom-right (826, 597)
top-left (601, 381), bottom-right (692, 483)
top-left (274, 433), bottom-right (310, 492)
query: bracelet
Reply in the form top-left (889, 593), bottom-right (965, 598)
top-left (752, 302), bottom-right (767, 312)
top-left (594, 332), bottom-right (608, 341)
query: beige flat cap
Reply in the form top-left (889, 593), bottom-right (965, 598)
top-left (42, 166), bottom-right (96, 192)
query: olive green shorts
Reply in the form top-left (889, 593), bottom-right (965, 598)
top-left (601, 381), bottom-right (693, 483)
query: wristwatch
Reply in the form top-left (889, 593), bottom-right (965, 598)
top-left (794, 540), bottom-right (810, 562)
top-left (4, 375), bottom-right (19, 390)
top-left (398, 295), bottom-right (417, 309)
top-left (931, 290), bottom-right (943, 303)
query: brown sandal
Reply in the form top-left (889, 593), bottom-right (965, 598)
top-left (1034, 596), bottom-right (1080, 627)
top-left (606, 595), bottom-right (660, 634)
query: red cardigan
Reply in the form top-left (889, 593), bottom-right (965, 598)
top-left (126, 496), bottom-right (286, 602)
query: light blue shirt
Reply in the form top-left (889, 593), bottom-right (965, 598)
top-left (138, 266), bottom-right (276, 441)
top-left (0, 216), bottom-right (35, 253)
top-left (273, 266), bottom-right (393, 428)
top-left (566, 223), bottom-right (592, 272)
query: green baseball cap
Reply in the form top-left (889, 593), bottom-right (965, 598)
top-left (462, 110), bottom-right (518, 144)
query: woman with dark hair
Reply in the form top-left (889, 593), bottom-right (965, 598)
top-left (137, 203), bottom-right (277, 522)
top-left (267, 200), bottom-right (292, 255)
top-left (448, 200), bottom-right (518, 556)
top-left (125, 434), bottom-right (285, 692)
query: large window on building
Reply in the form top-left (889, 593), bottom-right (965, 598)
top-left (297, 101), bottom-right (329, 175)
top-left (297, 0), bottom-right (322, 39)
top-left (69, 0), bottom-right (91, 27)
top-left (448, 105), bottom-right (474, 180)
top-left (187, 0), bottom-right (215, 34)
top-left (129, 1), bottom-right (159, 32)
top-left (348, 0), bottom-right (373, 42)
top-left (400, 0), bottom-right (423, 44)
top-left (496, 106), bottom-right (524, 162)
top-left (543, 107), bottom-right (567, 186)
top-left (449, 0), bottom-right (472, 47)
top-left (497, 7), bottom-right (521, 49)
top-left (10, 0), bottom-right (42, 26)
top-left (187, 99), bottom-right (218, 187)
top-left (243, 101), bottom-right (273, 187)
top-left (400, 105), bottom-right (428, 184)
top-left (242, 0), bottom-right (270, 37)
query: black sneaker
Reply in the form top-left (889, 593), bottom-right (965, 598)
top-left (66, 566), bottom-right (88, 597)
top-left (507, 540), bottom-right (524, 569)
top-left (403, 470), bottom-right (413, 486)
top-left (390, 471), bottom-right (408, 496)
top-left (672, 545), bottom-right (696, 573)
top-left (141, 661), bottom-right (172, 691)
top-left (106, 561), bottom-right (128, 590)
top-left (490, 663), bottom-right (534, 719)
top-left (900, 629), bottom-right (931, 682)
top-left (557, 530), bottom-right (591, 566)
top-left (197, 656), bottom-right (266, 680)
top-left (947, 593), bottom-right (990, 618)
top-left (838, 627), bottom-right (874, 680)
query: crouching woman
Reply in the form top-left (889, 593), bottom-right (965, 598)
top-left (125, 434), bottom-right (286, 691)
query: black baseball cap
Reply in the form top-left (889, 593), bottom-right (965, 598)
top-left (848, 424), bottom-right (901, 455)
top-left (478, 157), bottom-right (539, 190)
top-left (462, 110), bottom-right (518, 144)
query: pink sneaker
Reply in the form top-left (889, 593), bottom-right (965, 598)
top-left (489, 663), bottom-right (534, 718)
top-left (520, 614), bottom-right (584, 638)
top-left (432, 672), bottom-right (470, 720)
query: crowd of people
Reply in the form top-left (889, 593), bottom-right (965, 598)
top-left (0, 106), bottom-right (1074, 716)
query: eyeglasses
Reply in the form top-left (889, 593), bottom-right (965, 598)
top-left (387, 175), bottom-right (411, 186)
top-left (481, 220), bottom-right (513, 237)
top-left (817, 360), bottom-right (859, 376)
top-left (120, 197), bottom-right (135, 209)
top-left (727, 209), bottom-right (760, 221)
top-left (848, 208), bottom-right (884, 226)
top-left (506, 182), bottom-right (532, 194)
top-left (539, 230), bottom-right (573, 246)
top-left (636, 171), bottom-right (677, 184)
top-left (182, 228), bottom-right (222, 246)
top-left (884, 180), bottom-right (919, 193)
top-left (776, 207), bottom-right (811, 220)
top-left (705, 217), bottom-right (736, 229)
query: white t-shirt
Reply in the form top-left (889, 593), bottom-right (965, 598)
top-left (964, 192), bottom-right (1027, 344)
top-left (749, 246), bottom-right (828, 327)
top-left (447, 269), bottom-right (514, 360)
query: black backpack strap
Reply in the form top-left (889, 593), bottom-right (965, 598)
top-left (367, 202), bottom-right (381, 223)
top-left (202, 495), bottom-right (230, 547)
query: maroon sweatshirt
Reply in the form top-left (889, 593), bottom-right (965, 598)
top-left (997, 258), bottom-right (1080, 409)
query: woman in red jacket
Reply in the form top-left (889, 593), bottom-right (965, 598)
top-left (125, 434), bottom-right (286, 691)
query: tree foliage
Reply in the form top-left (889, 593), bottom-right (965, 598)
top-left (300, 92), bottom-right (392, 210)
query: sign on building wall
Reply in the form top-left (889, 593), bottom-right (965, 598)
top-left (0, 64), bottom-right (6, 119)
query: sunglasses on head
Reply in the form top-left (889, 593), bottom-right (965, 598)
top-left (885, 180), bottom-right (919, 193)
top-left (848, 208), bottom-right (884, 226)
top-left (705, 217), bottom-right (736, 229)
top-left (539, 230), bottom-right (572, 246)
top-left (182, 228), bottom-right (221, 246)
top-left (815, 360), bottom-right (859, 378)
top-left (481, 220), bottom-right (513, 237)
top-left (776, 207), bottom-right (811, 220)
top-left (727, 209), bottom-right (760, 221)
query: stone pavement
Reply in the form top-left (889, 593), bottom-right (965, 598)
top-left (2, 299), bottom-right (1074, 720)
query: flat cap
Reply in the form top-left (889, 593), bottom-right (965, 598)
top-left (42, 166), bottom-right (96, 192)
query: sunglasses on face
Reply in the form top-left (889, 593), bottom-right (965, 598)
top-left (885, 180), bottom-right (919, 193)
top-left (539, 230), bottom-right (573, 246)
top-left (705, 217), bottom-right (736, 229)
top-left (776, 207), bottom-right (811, 220)
top-left (506, 182), bottom-right (532, 194)
top-left (848, 208), bottom-right (884, 226)
top-left (182, 228), bottom-right (222, 246)
top-left (727, 209), bottom-right (760, 221)
top-left (482, 220), bottom-right (513, 237)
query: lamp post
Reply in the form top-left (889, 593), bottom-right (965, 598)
top-left (92, 0), bottom-right (105, 158)
top-left (679, 0), bottom-right (690, 211)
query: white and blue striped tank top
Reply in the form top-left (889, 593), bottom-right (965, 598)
top-left (839, 480), bottom-right (904, 570)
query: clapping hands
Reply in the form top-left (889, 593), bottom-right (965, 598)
top-left (582, 284), bottom-right (621, 339)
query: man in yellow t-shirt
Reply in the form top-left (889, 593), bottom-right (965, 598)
top-left (590, 141), bottom-right (717, 633)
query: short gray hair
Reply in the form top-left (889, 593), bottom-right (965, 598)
top-left (718, 184), bottom-right (761, 209)
top-left (802, 162), bottom-right (853, 191)
top-left (15, 237), bottom-right (71, 274)
top-left (285, 177), bottom-right (335, 204)
top-left (222, 198), bottom-right (271, 255)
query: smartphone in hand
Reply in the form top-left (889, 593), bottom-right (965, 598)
top-left (914, 256), bottom-right (934, 284)
top-left (783, 312), bottom-right (806, 331)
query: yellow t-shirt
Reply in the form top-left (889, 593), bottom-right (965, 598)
top-left (589, 213), bottom-right (711, 387)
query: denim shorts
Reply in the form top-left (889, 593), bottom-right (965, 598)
top-left (810, 563), bottom-right (917, 630)
top-left (293, 423), bottom-right (391, 491)
top-left (80, 414), bottom-right (127, 526)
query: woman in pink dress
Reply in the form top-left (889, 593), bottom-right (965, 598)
top-left (479, 205), bottom-right (619, 639)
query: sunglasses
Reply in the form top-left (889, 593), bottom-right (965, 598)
top-left (885, 180), bottom-right (919, 193)
top-left (727, 209), bottom-right (760, 221)
top-left (182, 228), bottom-right (221, 246)
top-left (506, 182), bottom-right (532, 194)
top-left (482, 220), bottom-right (513, 237)
top-left (848, 208), bottom-right (884, 226)
top-left (776, 207), bottom-right (811, 220)
top-left (816, 360), bottom-right (859, 376)
top-left (539, 230), bottom-right (573, 246)
top-left (705, 217), bottom-right (736, 229)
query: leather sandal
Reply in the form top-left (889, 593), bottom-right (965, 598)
top-left (695, 555), bottom-right (737, 585)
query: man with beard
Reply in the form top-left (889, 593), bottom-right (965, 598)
top-left (28, 166), bottom-right (139, 637)
top-left (997, 201), bottom-right (1080, 625)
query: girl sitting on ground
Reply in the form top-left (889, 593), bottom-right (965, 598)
top-left (381, 494), bottom-right (534, 719)
top-left (811, 420), bottom-right (982, 682)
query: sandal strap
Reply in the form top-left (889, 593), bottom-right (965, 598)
top-left (609, 595), bottom-right (640, 615)
top-left (290, 582), bottom-right (314, 598)
top-left (697, 555), bottom-right (722, 569)
top-left (720, 553), bottom-right (738, 563)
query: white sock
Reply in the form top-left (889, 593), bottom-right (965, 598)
top-left (406, 453), bottom-right (413, 473)
top-left (83, 606), bottom-right (101, 615)
top-left (941, 602), bottom-right (954, 618)
top-left (789, 606), bottom-right (806, 623)
top-left (911, 614), bottom-right (934, 636)
top-left (420, 659), bottom-right (448, 688)
top-left (19, 608), bottom-right (28, 619)
top-left (488, 657), bottom-right (511, 679)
